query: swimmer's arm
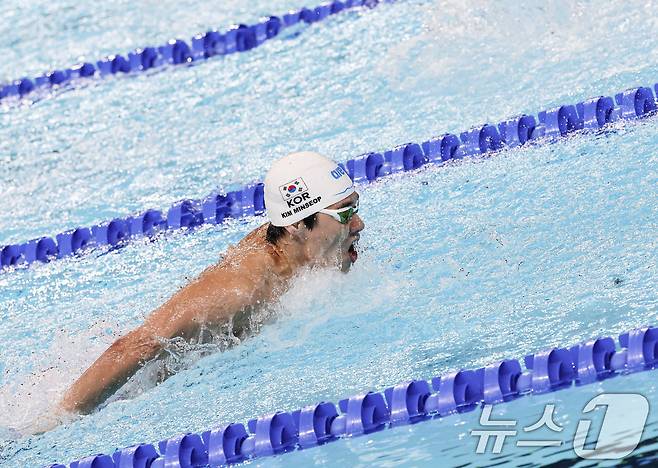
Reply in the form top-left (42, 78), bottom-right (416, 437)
top-left (59, 266), bottom-right (260, 414)
top-left (58, 323), bottom-right (162, 414)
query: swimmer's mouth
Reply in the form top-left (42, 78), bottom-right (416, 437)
top-left (348, 242), bottom-right (358, 263)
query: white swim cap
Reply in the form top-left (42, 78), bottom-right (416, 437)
top-left (264, 151), bottom-right (355, 226)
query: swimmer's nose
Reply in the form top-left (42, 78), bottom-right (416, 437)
top-left (350, 213), bottom-right (365, 235)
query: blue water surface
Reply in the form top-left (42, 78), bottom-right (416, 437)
top-left (1, 0), bottom-right (657, 466)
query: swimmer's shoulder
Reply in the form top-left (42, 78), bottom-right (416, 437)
top-left (238, 223), bottom-right (270, 247)
top-left (236, 223), bottom-right (292, 277)
top-left (213, 224), bottom-right (282, 273)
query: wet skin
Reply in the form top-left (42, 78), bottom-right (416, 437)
top-left (59, 193), bottom-right (364, 415)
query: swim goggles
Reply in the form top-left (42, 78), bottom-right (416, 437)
top-left (319, 199), bottom-right (359, 224)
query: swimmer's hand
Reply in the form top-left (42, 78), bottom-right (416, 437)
top-left (14, 406), bottom-right (77, 436)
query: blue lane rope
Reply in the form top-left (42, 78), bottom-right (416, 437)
top-left (0, 0), bottom-right (381, 106)
top-left (2, 83), bottom-right (657, 272)
top-left (46, 324), bottom-right (658, 467)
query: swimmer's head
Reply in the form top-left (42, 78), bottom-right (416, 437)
top-left (264, 151), bottom-right (364, 271)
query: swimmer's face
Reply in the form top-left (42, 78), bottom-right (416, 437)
top-left (304, 192), bottom-right (364, 272)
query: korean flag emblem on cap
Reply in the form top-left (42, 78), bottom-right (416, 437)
top-left (279, 177), bottom-right (309, 200)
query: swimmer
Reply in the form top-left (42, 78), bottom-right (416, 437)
top-left (59, 151), bottom-right (364, 414)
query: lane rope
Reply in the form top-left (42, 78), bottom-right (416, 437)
top-left (0, 0), bottom-right (381, 107)
top-left (2, 83), bottom-right (657, 271)
top-left (46, 325), bottom-right (658, 467)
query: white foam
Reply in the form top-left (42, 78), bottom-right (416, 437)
top-left (0, 321), bottom-right (120, 436)
top-left (262, 253), bottom-right (402, 351)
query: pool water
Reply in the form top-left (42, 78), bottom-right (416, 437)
top-left (1, 0), bottom-right (657, 466)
